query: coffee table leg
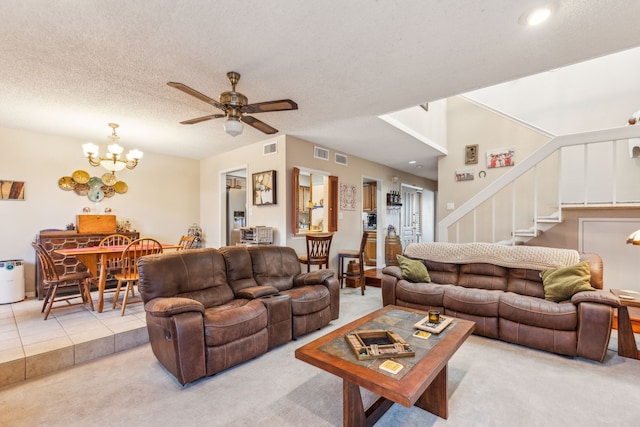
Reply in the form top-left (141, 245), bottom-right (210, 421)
top-left (343, 379), bottom-right (366, 427)
top-left (415, 364), bottom-right (448, 419)
top-left (617, 307), bottom-right (640, 359)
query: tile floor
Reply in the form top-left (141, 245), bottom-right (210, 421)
top-left (0, 290), bottom-right (148, 388)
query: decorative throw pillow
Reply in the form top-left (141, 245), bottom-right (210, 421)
top-left (541, 260), bottom-right (595, 302)
top-left (396, 255), bottom-right (431, 283)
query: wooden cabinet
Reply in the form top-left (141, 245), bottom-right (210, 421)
top-left (35, 230), bottom-right (139, 299)
top-left (364, 232), bottom-right (377, 266)
top-left (385, 236), bottom-right (402, 266)
top-left (298, 186), bottom-right (310, 212)
top-left (363, 183), bottom-right (377, 212)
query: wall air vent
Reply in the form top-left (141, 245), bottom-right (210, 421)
top-left (335, 153), bottom-right (348, 165)
top-left (314, 146), bottom-right (330, 161)
top-left (263, 141), bottom-right (277, 156)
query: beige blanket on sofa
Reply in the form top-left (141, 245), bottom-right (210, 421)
top-left (403, 242), bottom-right (580, 271)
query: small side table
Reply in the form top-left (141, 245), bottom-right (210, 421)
top-left (610, 289), bottom-right (640, 359)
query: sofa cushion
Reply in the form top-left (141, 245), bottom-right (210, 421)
top-left (443, 286), bottom-right (501, 317)
top-left (248, 246), bottom-right (301, 291)
top-left (204, 299), bottom-right (268, 346)
top-left (458, 263), bottom-right (508, 291)
top-left (397, 255), bottom-right (431, 283)
top-left (499, 292), bottom-right (577, 331)
top-left (423, 260), bottom-right (459, 284)
top-left (283, 285), bottom-right (330, 316)
top-left (219, 246), bottom-right (259, 294)
top-left (507, 268), bottom-right (545, 298)
top-left (541, 261), bottom-right (595, 303)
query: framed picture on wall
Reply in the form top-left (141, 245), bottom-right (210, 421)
top-left (455, 169), bottom-right (474, 182)
top-left (252, 170), bottom-right (277, 205)
top-left (486, 148), bottom-right (515, 168)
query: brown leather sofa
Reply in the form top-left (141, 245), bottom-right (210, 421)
top-left (138, 245), bottom-right (339, 385)
top-left (382, 242), bottom-right (620, 362)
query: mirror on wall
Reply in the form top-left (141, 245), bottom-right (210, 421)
top-left (292, 167), bottom-right (338, 235)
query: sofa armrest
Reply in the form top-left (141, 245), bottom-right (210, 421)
top-left (293, 269), bottom-right (335, 286)
top-left (382, 266), bottom-right (403, 280)
top-left (237, 285), bottom-right (279, 299)
top-left (571, 290), bottom-right (620, 308)
top-left (145, 297), bottom-right (205, 318)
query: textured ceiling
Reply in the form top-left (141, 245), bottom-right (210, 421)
top-left (1, 1), bottom-right (639, 181)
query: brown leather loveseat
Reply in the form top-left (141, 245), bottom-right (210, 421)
top-left (138, 245), bottom-right (339, 385)
top-left (382, 242), bottom-right (619, 362)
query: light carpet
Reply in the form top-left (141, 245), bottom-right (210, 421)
top-left (1, 286), bottom-right (639, 427)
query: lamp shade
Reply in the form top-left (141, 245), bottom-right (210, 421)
top-left (223, 118), bottom-right (243, 137)
top-left (626, 229), bottom-right (640, 245)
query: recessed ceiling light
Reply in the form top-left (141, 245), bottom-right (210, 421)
top-left (519, 4), bottom-right (553, 26)
top-left (408, 160), bottom-right (417, 164)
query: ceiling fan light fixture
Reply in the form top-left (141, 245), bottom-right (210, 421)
top-left (224, 117), bottom-right (243, 137)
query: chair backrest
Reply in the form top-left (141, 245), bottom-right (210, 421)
top-left (120, 238), bottom-right (164, 278)
top-left (305, 233), bottom-right (333, 264)
top-left (32, 242), bottom-right (61, 282)
top-left (358, 231), bottom-right (370, 256)
top-left (99, 234), bottom-right (132, 247)
top-left (177, 235), bottom-right (196, 250)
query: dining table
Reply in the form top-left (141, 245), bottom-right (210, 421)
top-left (54, 243), bottom-right (180, 312)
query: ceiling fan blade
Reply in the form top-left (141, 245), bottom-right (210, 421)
top-left (180, 114), bottom-right (225, 125)
top-left (241, 115), bottom-right (278, 134)
top-left (167, 82), bottom-right (225, 110)
top-left (241, 99), bottom-right (298, 114)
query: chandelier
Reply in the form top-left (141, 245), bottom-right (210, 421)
top-left (82, 123), bottom-right (143, 172)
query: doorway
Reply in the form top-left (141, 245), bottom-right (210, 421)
top-left (400, 184), bottom-right (422, 248)
top-left (362, 177), bottom-right (379, 267)
top-left (223, 169), bottom-right (247, 246)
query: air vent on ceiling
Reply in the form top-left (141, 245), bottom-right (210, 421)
top-left (263, 141), bottom-right (277, 156)
top-left (335, 153), bottom-right (348, 165)
top-left (314, 146), bottom-right (330, 161)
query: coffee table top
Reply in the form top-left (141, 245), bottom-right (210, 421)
top-left (611, 289), bottom-right (640, 308)
top-left (295, 305), bottom-right (475, 408)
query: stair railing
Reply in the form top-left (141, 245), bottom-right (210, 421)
top-left (438, 125), bottom-right (640, 243)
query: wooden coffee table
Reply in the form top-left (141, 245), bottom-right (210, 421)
top-left (611, 289), bottom-right (640, 359)
top-left (295, 305), bottom-right (475, 426)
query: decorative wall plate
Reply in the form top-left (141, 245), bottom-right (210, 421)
top-left (88, 176), bottom-right (103, 188)
top-left (72, 170), bottom-right (90, 184)
top-left (88, 187), bottom-right (105, 202)
top-left (101, 173), bottom-right (117, 186)
top-left (114, 181), bottom-right (128, 194)
top-left (102, 185), bottom-right (115, 198)
top-left (73, 183), bottom-right (90, 196)
top-left (58, 176), bottom-right (75, 190)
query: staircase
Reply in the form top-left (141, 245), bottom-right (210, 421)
top-left (438, 125), bottom-right (640, 244)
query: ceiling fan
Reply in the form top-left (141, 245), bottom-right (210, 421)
top-left (167, 72), bottom-right (298, 136)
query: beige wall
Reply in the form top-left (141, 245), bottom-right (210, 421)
top-left (200, 135), bottom-right (287, 247)
top-left (438, 97), bottom-right (553, 242)
top-left (284, 136), bottom-right (436, 268)
top-left (0, 126), bottom-right (200, 295)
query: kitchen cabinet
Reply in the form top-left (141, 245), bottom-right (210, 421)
top-left (298, 186), bottom-right (310, 212)
top-left (363, 183), bottom-right (377, 212)
top-left (364, 232), bottom-right (377, 266)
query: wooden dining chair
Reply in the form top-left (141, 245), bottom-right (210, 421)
top-left (32, 242), bottom-right (94, 320)
top-left (99, 233), bottom-right (134, 298)
top-left (337, 231), bottom-right (370, 295)
top-left (177, 235), bottom-right (196, 250)
top-left (112, 238), bottom-right (163, 315)
top-left (299, 233), bottom-right (333, 272)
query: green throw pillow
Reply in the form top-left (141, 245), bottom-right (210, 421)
top-left (541, 260), bottom-right (595, 302)
top-left (397, 255), bottom-right (431, 283)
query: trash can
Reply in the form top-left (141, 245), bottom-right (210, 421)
top-left (0, 259), bottom-right (25, 304)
